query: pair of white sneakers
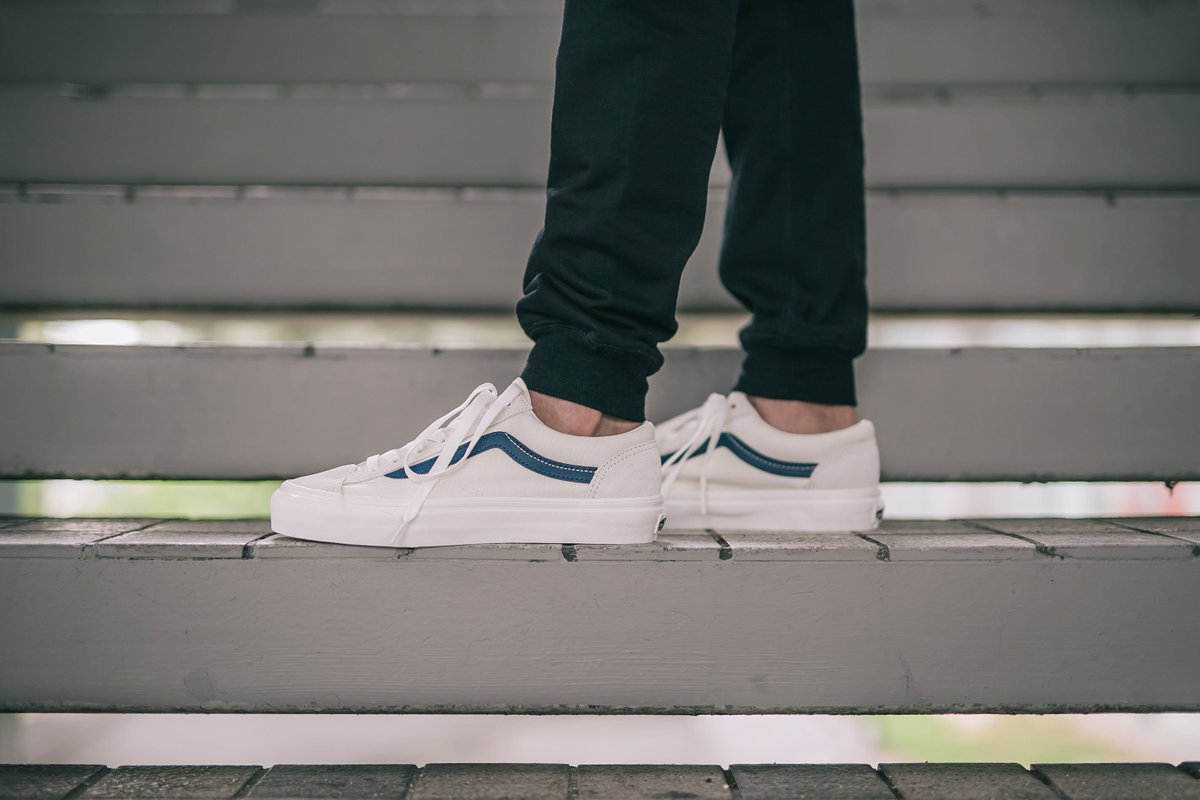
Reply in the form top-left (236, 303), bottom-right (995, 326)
top-left (270, 378), bottom-right (883, 548)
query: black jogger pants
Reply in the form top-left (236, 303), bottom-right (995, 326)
top-left (516, 0), bottom-right (868, 421)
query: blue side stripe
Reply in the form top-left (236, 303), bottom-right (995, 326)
top-left (386, 431), bottom-right (597, 484)
top-left (660, 432), bottom-right (817, 477)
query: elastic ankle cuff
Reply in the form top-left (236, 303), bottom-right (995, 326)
top-left (733, 346), bottom-right (858, 406)
top-left (521, 329), bottom-right (650, 422)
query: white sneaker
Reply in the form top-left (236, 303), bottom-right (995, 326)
top-left (656, 392), bottom-right (884, 532)
top-left (271, 378), bottom-right (665, 548)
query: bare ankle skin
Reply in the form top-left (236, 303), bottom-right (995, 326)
top-left (747, 396), bottom-right (857, 435)
top-left (529, 390), bottom-right (641, 437)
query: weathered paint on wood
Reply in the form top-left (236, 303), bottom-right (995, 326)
top-left (570, 533), bottom-right (719, 562)
top-left (880, 762), bottom-right (1059, 799)
top-left (94, 520), bottom-right (272, 559)
top-left (1033, 763), bottom-right (1200, 800)
top-left (0, 519), bottom-right (1196, 713)
top-left (3, 1), bottom-right (1198, 85)
top-left (7, 762), bottom-right (1200, 800)
top-left (0, 764), bottom-right (105, 800)
top-left (3, 191), bottom-right (1197, 313)
top-left (867, 530), bottom-right (1041, 561)
top-left (865, 518), bottom-right (1043, 560)
top-left (730, 764), bottom-right (895, 800)
top-left (79, 765), bottom-right (261, 799)
top-left (247, 765), bottom-right (416, 798)
top-left (3, 343), bottom-right (1198, 482)
top-left (409, 764), bottom-right (567, 800)
top-left (719, 533), bottom-right (881, 562)
top-left (0, 518), bottom-right (157, 558)
top-left (970, 518), bottom-right (1196, 560)
top-left (1108, 517), bottom-right (1200, 548)
top-left (1, 92), bottom-right (1196, 186)
top-left (575, 765), bottom-right (728, 800)
top-left (253, 533), bottom-right (406, 560)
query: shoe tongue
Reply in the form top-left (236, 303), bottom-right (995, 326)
top-left (509, 377), bottom-right (533, 404)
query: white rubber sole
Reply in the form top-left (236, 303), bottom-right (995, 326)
top-left (663, 487), bottom-right (884, 532)
top-left (270, 481), bottom-right (665, 548)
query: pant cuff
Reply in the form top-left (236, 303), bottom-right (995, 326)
top-left (520, 329), bottom-right (650, 422)
top-left (733, 345), bottom-right (858, 406)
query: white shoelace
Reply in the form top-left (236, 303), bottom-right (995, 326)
top-left (659, 392), bottom-right (729, 514)
top-left (343, 381), bottom-right (523, 544)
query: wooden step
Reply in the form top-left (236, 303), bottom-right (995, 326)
top-left (1, 89), bottom-right (1195, 186)
top-left (3, 189), bottom-right (1197, 313)
top-left (2, 0), bottom-right (1198, 85)
top-left (1, 342), bottom-right (1196, 481)
top-left (0, 517), bottom-right (1197, 714)
top-left (3, 761), bottom-right (1200, 800)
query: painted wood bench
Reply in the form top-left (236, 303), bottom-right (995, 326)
top-left (3, 761), bottom-right (1200, 799)
top-left (2, 517), bottom-right (1197, 715)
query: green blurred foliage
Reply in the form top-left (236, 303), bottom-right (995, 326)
top-left (873, 716), bottom-right (1126, 764)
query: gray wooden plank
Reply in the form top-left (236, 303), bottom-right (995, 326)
top-left (251, 533), bottom-right (405, 559)
top-left (731, 764), bottom-right (894, 800)
top-left (0, 13), bottom-right (562, 84)
top-left (869, 516), bottom-right (1041, 562)
top-left (405, 542), bottom-right (564, 560)
top-left (3, 343), bottom-right (1198, 482)
top-left (0, 765), bottom-right (105, 800)
top-left (571, 532), bottom-right (719, 562)
top-left (869, 531), bottom-right (1040, 561)
top-left (1106, 517), bottom-right (1200, 547)
top-left (2, 1), bottom-right (1198, 85)
top-left (248, 765), bottom-right (416, 798)
top-left (881, 762), bottom-right (1057, 800)
top-left (1, 545), bottom-right (1197, 713)
top-left (972, 518), bottom-right (1195, 559)
top-left (93, 519), bottom-right (270, 558)
top-left (80, 765), bottom-right (261, 799)
top-left (717, 533), bottom-right (882, 562)
top-left (1033, 763), bottom-right (1200, 800)
top-left (575, 765), bottom-right (729, 800)
top-left (409, 764), bottom-right (567, 800)
top-left (3, 191), bottom-right (1198, 313)
top-left (0, 517), bottom-right (156, 533)
top-left (12, 518), bottom-right (1189, 563)
top-left (0, 518), bottom-right (157, 557)
top-left (878, 520), bottom-right (984, 534)
top-left (1, 91), bottom-right (1196, 186)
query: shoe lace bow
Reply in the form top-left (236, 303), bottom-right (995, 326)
top-left (344, 381), bottom-right (522, 543)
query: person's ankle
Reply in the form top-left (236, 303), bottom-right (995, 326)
top-left (529, 390), bottom-right (640, 437)
top-left (747, 396), bottom-right (857, 435)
